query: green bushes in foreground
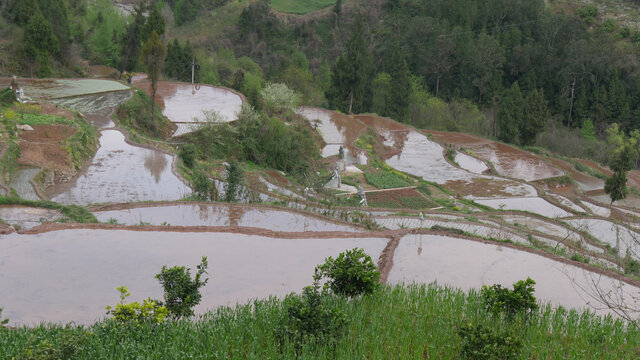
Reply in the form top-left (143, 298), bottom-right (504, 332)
top-left (2, 283), bottom-right (639, 359)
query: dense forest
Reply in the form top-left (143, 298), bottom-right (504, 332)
top-left (3, 0), bottom-right (640, 161)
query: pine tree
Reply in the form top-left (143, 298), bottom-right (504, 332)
top-left (519, 89), bottom-right (549, 146)
top-left (327, 17), bottom-right (375, 114)
top-left (120, 4), bottom-right (146, 72)
top-left (142, 4), bottom-right (166, 42)
top-left (497, 82), bottom-right (523, 144)
top-left (386, 44), bottom-right (411, 121)
top-left (141, 31), bottom-right (166, 121)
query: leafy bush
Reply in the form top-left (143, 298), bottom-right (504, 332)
top-left (191, 167), bottom-right (216, 200)
top-left (105, 286), bottom-right (169, 325)
top-left (155, 256), bottom-right (209, 319)
top-left (180, 144), bottom-right (196, 168)
top-left (278, 280), bottom-right (346, 349)
top-left (315, 248), bottom-right (380, 297)
top-left (577, 5), bottom-right (599, 24)
top-left (116, 91), bottom-right (171, 138)
top-left (19, 328), bottom-right (90, 360)
top-left (458, 323), bottom-right (523, 360)
top-left (481, 278), bottom-right (538, 318)
top-left (260, 83), bottom-right (300, 114)
top-left (224, 159), bottom-right (243, 202)
top-left (0, 87), bottom-right (14, 106)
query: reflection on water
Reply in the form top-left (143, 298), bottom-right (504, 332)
top-left (47, 130), bottom-right (189, 204)
top-left (389, 234), bottom-right (640, 317)
top-left (94, 204), bottom-right (364, 232)
top-left (143, 151), bottom-right (168, 184)
top-left (0, 229), bottom-right (387, 325)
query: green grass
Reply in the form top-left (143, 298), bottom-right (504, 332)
top-left (270, 0), bottom-right (337, 14)
top-left (364, 171), bottom-right (412, 189)
top-left (2, 283), bottom-right (638, 358)
top-left (0, 196), bottom-right (97, 223)
top-left (12, 113), bottom-right (75, 127)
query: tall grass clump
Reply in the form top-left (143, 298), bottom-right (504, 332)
top-left (2, 283), bottom-right (640, 358)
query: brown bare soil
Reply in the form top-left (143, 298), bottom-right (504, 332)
top-left (38, 103), bottom-right (76, 121)
top-left (18, 125), bottom-right (76, 169)
top-left (367, 188), bottom-right (436, 209)
top-left (86, 65), bottom-right (119, 79)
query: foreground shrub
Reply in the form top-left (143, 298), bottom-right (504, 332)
top-left (481, 278), bottom-right (538, 318)
top-left (458, 323), bottom-right (523, 360)
top-left (19, 328), bottom-right (90, 360)
top-left (315, 248), bottom-right (380, 297)
top-left (155, 256), bottom-right (209, 319)
top-left (278, 280), bottom-right (346, 349)
top-left (105, 286), bottom-right (168, 325)
top-left (180, 144), bottom-right (196, 168)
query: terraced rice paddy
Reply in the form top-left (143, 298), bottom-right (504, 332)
top-left (388, 234), bottom-right (640, 317)
top-left (0, 229), bottom-right (387, 325)
top-left (94, 204), bottom-right (363, 232)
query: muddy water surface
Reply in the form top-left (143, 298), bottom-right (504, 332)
top-left (299, 108), bottom-right (368, 164)
top-left (52, 91), bottom-right (133, 128)
top-left (388, 235), bottom-right (640, 316)
top-left (428, 130), bottom-right (564, 181)
top-left (47, 130), bottom-right (189, 204)
top-left (94, 204), bottom-right (363, 232)
top-left (0, 229), bottom-right (387, 325)
top-left (0, 206), bottom-right (61, 229)
top-left (567, 218), bottom-right (639, 259)
top-left (475, 197), bottom-right (573, 218)
top-left (18, 79), bottom-right (130, 100)
top-left (10, 167), bottom-right (40, 200)
top-left (355, 115), bottom-right (537, 198)
top-left (136, 82), bottom-right (243, 136)
top-left (455, 151), bottom-right (488, 174)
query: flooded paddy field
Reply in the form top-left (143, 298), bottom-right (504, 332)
top-left (373, 216), bottom-right (530, 244)
top-left (93, 204), bottom-right (363, 232)
top-left (567, 218), bottom-right (640, 259)
top-left (52, 91), bottom-right (133, 128)
top-left (299, 107), bottom-right (368, 164)
top-left (354, 115), bottom-right (537, 198)
top-left (455, 151), bottom-right (488, 174)
top-left (14, 79), bottom-right (130, 100)
top-left (135, 81), bottom-right (243, 136)
top-left (547, 158), bottom-right (604, 192)
top-left (548, 193), bottom-right (586, 213)
top-left (428, 130), bottom-right (564, 182)
top-left (474, 197), bottom-right (573, 218)
top-left (0, 229), bottom-right (388, 325)
top-left (388, 234), bottom-right (640, 316)
top-left (0, 206), bottom-right (61, 229)
top-left (9, 167), bottom-right (40, 201)
top-left (46, 130), bottom-right (189, 204)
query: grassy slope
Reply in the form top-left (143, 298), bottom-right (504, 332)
top-left (2, 283), bottom-right (638, 358)
top-left (270, 0), bottom-right (336, 14)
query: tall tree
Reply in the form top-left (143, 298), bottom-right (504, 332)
top-left (497, 82), bottom-right (523, 143)
top-left (142, 3), bottom-right (166, 42)
top-left (519, 89), bottom-right (549, 146)
top-left (141, 31), bottom-right (166, 121)
top-left (23, 12), bottom-right (59, 77)
top-left (327, 17), bottom-right (375, 113)
top-left (605, 143), bottom-right (633, 204)
top-left (120, 3), bottom-right (146, 72)
top-left (385, 43), bottom-right (411, 121)
top-left (426, 35), bottom-right (458, 98)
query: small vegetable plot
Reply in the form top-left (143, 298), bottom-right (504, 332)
top-left (366, 188), bottom-right (436, 209)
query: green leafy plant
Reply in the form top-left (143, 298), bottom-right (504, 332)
top-left (481, 278), bottom-right (538, 318)
top-left (19, 328), bottom-right (90, 360)
top-left (105, 286), bottom-right (168, 325)
top-left (458, 323), bottom-right (523, 360)
top-left (180, 144), bottom-right (197, 168)
top-left (278, 279), bottom-right (346, 349)
top-left (224, 159), bottom-right (243, 202)
top-left (0, 307), bottom-right (8, 327)
top-left (314, 248), bottom-right (380, 297)
top-left (155, 256), bottom-right (209, 319)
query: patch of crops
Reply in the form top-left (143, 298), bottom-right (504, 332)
top-left (2, 283), bottom-right (639, 359)
top-left (367, 189), bottom-right (436, 209)
top-left (270, 0), bottom-right (336, 14)
top-left (364, 171), bottom-right (412, 189)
